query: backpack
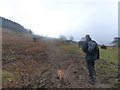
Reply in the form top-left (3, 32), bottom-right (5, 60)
top-left (88, 40), bottom-right (97, 53)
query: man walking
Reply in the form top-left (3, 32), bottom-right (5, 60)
top-left (82, 35), bottom-right (99, 85)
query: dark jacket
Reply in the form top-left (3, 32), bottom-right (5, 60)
top-left (82, 38), bottom-right (99, 62)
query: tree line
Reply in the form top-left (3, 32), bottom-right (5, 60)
top-left (111, 37), bottom-right (120, 47)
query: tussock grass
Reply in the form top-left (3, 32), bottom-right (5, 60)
top-left (99, 46), bottom-right (118, 65)
top-left (96, 46), bottom-right (118, 74)
top-left (3, 70), bottom-right (20, 85)
top-left (96, 47), bottom-right (118, 87)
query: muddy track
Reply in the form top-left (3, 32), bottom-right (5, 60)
top-left (29, 39), bottom-right (110, 88)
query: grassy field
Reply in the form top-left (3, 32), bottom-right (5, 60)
top-left (59, 43), bottom-right (119, 87)
top-left (99, 46), bottom-right (118, 64)
top-left (59, 43), bottom-right (118, 66)
top-left (59, 43), bottom-right (84, 55)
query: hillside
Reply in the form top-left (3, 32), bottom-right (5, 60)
top-left (2, 28), bottom-right (119, 88)
top-left (2, 29), bottom-right (48, 88)
top-left (0, 17), bottom-right (31, 34)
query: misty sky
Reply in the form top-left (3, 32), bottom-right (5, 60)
top-left (0, 0), bottom-right (119, 45)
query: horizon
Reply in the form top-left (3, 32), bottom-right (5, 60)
top-left (0, 0), bottom-right (119, 45)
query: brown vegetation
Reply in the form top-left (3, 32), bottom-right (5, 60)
top-left (2, 29), bottom-right (47, 56)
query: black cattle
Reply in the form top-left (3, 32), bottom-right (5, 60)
top-left (101, 44), bottom-right (107, 49)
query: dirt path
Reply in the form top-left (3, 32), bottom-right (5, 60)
top-left (30, 39), bottom-right (109, 88)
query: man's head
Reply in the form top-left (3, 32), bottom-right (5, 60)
top-left (85, 34), bottom-right (91, 40)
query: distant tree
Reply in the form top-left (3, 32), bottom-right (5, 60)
top-left (28, 29), bottom-right (33, 34)
top-left (111, 37), bottom-right (120, 47)
top-left (69, 36), bottom-right (74, 41)
top-left (59, 35), bottom-right (67, 42)
top-left (33, 37), bottom-right (37, 42)
top-left (78, 37), bottom-right (86, 48)
top-left (81, 37), bottom-right (86, 41)
top-left (78, 41), bottom-right (85, 48)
